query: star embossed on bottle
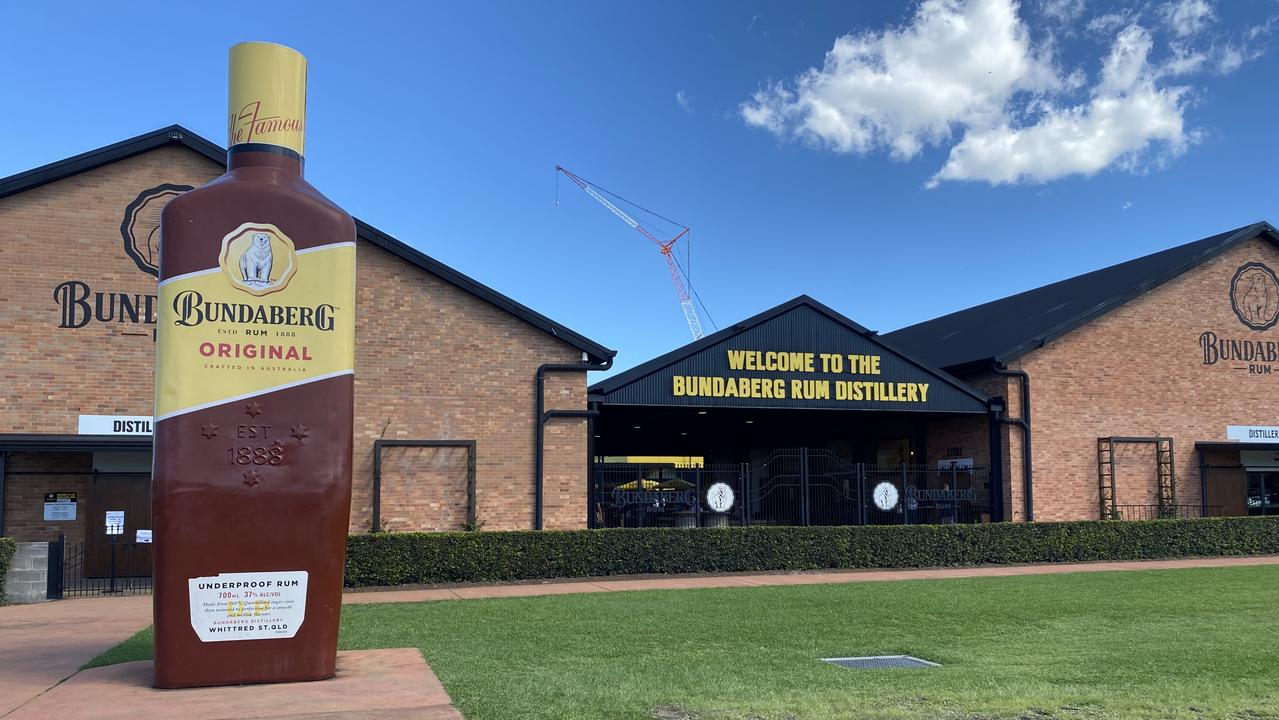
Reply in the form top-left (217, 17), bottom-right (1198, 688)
top-left (200, 423), bottom-right (219, 439)
top-left (242, 470), bottom-right (262, 487)
top-left (290, 424), bottom-right (310, 443)
top-left (245, 400), bottom-right (263, 417)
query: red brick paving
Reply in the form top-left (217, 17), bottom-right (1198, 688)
top-left (6, 649), bottom-right (461, 720)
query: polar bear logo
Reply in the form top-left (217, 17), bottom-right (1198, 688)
top-left (239, 232), bottom-right (275, 288)
top-left (1231, 263), bottom-right (1279, 331)
top-left (1241, 273), bottom-right (1276, 325)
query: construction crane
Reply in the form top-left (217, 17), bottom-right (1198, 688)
top-left (555, 165), bottom-right (705, 340)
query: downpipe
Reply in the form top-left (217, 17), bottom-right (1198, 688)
top-left (992, 363), bottom-right (1033, 522)
top-left (536, 356), bottom-right (613, 530)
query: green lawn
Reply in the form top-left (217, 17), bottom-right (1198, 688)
top-left (91, 566), bottom-right (1279, 719)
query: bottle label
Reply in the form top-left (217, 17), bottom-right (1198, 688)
top-left (228, 42), bottom-right (307, 157)
top-left (188, 570), bottom-right (308, 642)
top-left (155, 225), bottom-right (354, 421)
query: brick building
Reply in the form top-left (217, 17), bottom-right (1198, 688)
top-left (887, 222), bottom-right (1279, 523)
top-left (592, 225), bottom-right (1279, 528)
top-left (0, 126), bottom-right (614, 561)
top-left (4, 126), bottom-right (1277, 563)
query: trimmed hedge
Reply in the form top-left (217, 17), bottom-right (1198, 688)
top-left (0, 537), bottom-right (16, 602)
top-left (344, 516), bottom-right (1279, 587)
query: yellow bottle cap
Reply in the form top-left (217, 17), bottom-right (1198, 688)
top-left (228, 42), bottom-right (307, 158)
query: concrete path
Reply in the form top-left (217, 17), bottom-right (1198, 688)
top-left (0, 595), bottom-right (152, 717)
top-left (3, 555), bottom-right (1277, 718)
top-left (7, 649), bottom-right (462, 720)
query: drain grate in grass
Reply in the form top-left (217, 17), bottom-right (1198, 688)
top-left (822, 655), bottom-right (939, 670)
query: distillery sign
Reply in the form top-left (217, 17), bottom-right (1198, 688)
top-left (1200, 262), bottom-right (1279, 376)
top-left (53, 184), bottom-right (193, 337)
top-left (673, 350), bottom-right (931, 404)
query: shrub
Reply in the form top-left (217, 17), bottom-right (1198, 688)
top-left (0, 537), bottom-right (16, 602)
top-left (344, 516), bottom-right (1279, 587)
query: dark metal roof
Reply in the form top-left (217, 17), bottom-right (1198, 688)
top-left (591, 295), bottom-right (990, 411)
top-left (0, 125), bottom-right (615, 364)
top-left (884, 222), bottom-right (1279, 371)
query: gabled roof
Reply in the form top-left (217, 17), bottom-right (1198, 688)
top-left (591, 295), bottom-right (990, 412)
top-left (884, 222), bottom-right (1279, 372)
top-left (0, 125), bottom-right (614, 363)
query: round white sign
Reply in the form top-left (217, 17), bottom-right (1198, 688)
top-left (872, 482), bottom-right (900, 511)
top-left (705, 482), bottom-right (736, 513)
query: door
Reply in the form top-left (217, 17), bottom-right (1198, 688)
top-left (1246, 472), bottom-right (1279, 516)
top-left (85, 473), bottom-right (152, 577)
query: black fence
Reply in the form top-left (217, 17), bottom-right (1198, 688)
top-left (592, 448), bottom-right (994, 528)
top-left (1109, 504), bottom-right (1225, 520)
top-left (47, 533), bottom-right (152, 599)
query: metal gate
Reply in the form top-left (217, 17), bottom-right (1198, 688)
top-left (591, 448), bottom-right (993, 528)
top-left (47, 533), bottom-right (152, 599)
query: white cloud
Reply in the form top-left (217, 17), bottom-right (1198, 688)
top-left (928, 25), bottom-right (1193, 187)
top-left (1161, 42), bottom-right (1207, 76)
top-left (1122, 200), bottom-right (1133, 209)
top-left (740, 0), bottom-right (1062, 160)
top-left (675, 90), bottom-right (694, 114)
top-left (1160, 0), bottom-right (1215, 38)
top-left (739, 0), bottom-right (1260, 188)
top-left (1087, 10), bottom-right (1138, 36)
top-left (1041, 0), bottom-right (1085, 24)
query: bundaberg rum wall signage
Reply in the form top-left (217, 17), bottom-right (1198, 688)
top-left (1200, 261), bottom-right (1279, 377)
top-left (152, 42), bottom-right (356, 688)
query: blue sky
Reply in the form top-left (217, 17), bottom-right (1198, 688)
top-left (3, 1), bottom-right (1278, 374)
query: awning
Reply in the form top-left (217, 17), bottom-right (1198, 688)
top-left (0, 434), bottom-right (152, 453)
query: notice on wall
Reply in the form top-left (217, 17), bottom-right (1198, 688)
top-left (188, 571), bottom-right (308, 643)
top-left (43, 492), bottom-right (77, 521)
top-left (105, 510), bottom-right (125, 535)
top-left (135, 529), bottom-right (153, 544)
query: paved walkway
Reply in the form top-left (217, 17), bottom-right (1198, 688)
top-left (3, 555), bottom-right (1277, 718)
top-left (0, 595), bottom-right (152, 717)
top-left (8, 649), bottom-right (462, 720)
top-left (342, 554), bottom-right (1279, 603)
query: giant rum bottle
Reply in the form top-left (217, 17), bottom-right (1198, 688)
top-left (153, 41), bottom-right (356, 688)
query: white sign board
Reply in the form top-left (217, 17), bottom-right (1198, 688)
top-left (872, 482), bottom-right (900, 511)
top-left (705, 482), bottom-right (735, 513)
top-left (135, 529), bottom-right (153, 544)
top-left (77, 415), bottom-right (153, 435)
top-left (1227, 426), bottom-right (1279, 442)
top-left (188, 571), bottom-right (308, 642)
top-left (43, 493), bottom-right (77, 521)
top-left (105, 510), bottom-right (125, 535)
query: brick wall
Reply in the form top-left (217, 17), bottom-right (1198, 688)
top-left (2, 453), bottom-right (91, 544)
top-left (954, 237), bottom-right (1279, 521)
top-left (1, 144), bottom-right (596, 534)
top-left (376, 444), bottom-right (471, 532)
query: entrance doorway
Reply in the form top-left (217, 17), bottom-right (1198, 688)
top-left (1246, 472), bottom-right (1279, 516)
top-left (84, 472), bottom-right (152, 577)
